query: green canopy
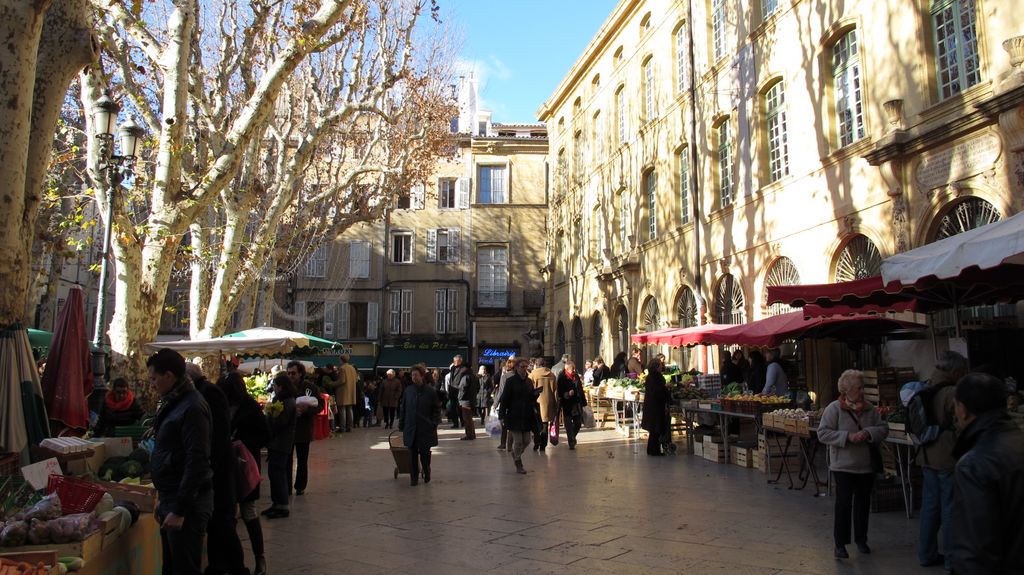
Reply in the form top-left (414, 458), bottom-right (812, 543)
top-left (28, 328), bottom-right (102, 357)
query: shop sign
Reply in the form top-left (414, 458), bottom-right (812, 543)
top-left (394, 339), bottom-right (464, 350)
top-left (479, 346), bottom-right (519, 364)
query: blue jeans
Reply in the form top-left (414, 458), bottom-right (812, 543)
top-left (918, 467), bottom-right (954, 567)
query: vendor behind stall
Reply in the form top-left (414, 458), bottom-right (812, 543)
top-left (95, 378), bottom-right (145, 436)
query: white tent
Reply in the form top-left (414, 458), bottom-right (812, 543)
top-left (144, 327), bottom-right (312, 356)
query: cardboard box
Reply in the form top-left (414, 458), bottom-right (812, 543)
top-left (692, 440), bottom-right (704, 457)
top-left (66, 441), bottom-right (107, 476)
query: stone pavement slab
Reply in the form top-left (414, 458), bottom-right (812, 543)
top-left (245, 424), bottom-right (935, 574)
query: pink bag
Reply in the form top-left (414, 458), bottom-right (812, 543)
top-left (233, 440), bottom-right (261, 499)
top-left (549, 416), bottom-right (560, 446)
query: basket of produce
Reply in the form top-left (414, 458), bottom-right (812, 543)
top-left (46, 475), bottom-right (106, 515)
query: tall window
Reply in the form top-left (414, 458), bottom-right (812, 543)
top-left (438, 178), bottom-right (457, 208)
top-left (642, 57), bottom-right (656, 122)
top-left (645, 170), bottom-right (657, 241)
top-left (391, 232), bottom-right (412, 263)
top-left (477, 246), bottom-right (508, 308)
top-left (304, 244), bottom-right (327, 278)
top-left (426, 228), bottom-right (460, 263)
top-left (932, 0), bottom-right (980, 100)
top-left (592, 112), bottom-right (602, 161)
top-left (678, 148), bottom-right (691, 225)
top-left (347, 302), bottom-right (370, 339)
top-left (712, 0), bottom-right (726, 61)
top-left (717, 121), bottom-right (734, 208)
top-left (762, 0), bottom-right (779, 20)
top-left (575, 218), bottom-right (584, 272)
top-left (615, 87), bottom-right (626, 145)
top-left (388, 289), bottom-right (412, 334)
top-left (573, 131), bottom-right (584, 180)
top-left (557, 148), bottom-right (567, 196)
top-left (478, 165), bottom-right (507, 204)
top-left (348, 241), bottom-right (369, 278)
top-left (675, 25), bottom-right (689, 95)
top-left (765, 81), bottom-right (789, 183)
top-left (592, 207), bottom-right (605, 261)
top-left (435, 288), bottom-right (458, 334)
top-left (617, 190), bottom-right (629, 249)
top-left (833, 30), bottom-right (865, 148)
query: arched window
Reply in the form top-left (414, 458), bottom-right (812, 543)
top-left (716, 119), bottom-right (734, 208)
top-left (615, 304), bottom-right (630, 356)
top-left (764, 257), bottom-right (801, 316)
top-left (833, 29), bottom-right (865, 147)
top-left (555, 321), bottom-right (566, 358)
top-left (835, 234), bottom-right (881, 282)
top-left (714, 274), bottom-right (745, 324)
top-left (764, 81), bottom-right (789, 183)
top-left (592, 312), bottom-right (604, 360)
top-left (572, 317), bottom-right (584, 368)
top-left (934, 197), bottom-right (1000, 241)
top-left (642, 297), bottom-right (661, 332)
top-left (675, 286), bottom-right (698, 369)
top-left (642, 57), bottom-right (656, 123)
top-left (674, 23), bottom-right (689, 95)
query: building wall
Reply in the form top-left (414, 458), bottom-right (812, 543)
top-left (539, 0), bottom-right (1023, 369)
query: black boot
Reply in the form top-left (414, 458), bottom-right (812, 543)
top-left (244, 518), bottom-right (266, 571)
top-left (514, 459), bottom-right (526, 474)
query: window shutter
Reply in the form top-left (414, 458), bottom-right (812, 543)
top-left (401, 290), bottom-right (413, 333)
top-left (435, 289), bottom-right (445, 333)
top-left (411, 184), bottom-right (425, 209)
top-left (502, 165), bottom-right (510, 203)
top-left (338, 302), bottom-right (350, 339)
top-left (456, 177), bottom-right (470, 209)
top-left (408, 233), bottom-right (415, 263)
top-left (389, 291), bottom-right (401, 333)
top-left (294, 301), bottom-right (307, 333)
top-left (324, 301), bottom-right (335, 336)
top-left (446, 289), bottom-right (458, 333)
top-left (448, 228), bottom-right (460, 262)
top-left (426, 229), bottom-right (437, 262)
top-left (366, 301), bottom-right (378, 339)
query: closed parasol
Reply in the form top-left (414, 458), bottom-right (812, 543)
top-left (40, 287), bottom-right (94, 431)
top-left (0, 325), bottom-right (50, 456)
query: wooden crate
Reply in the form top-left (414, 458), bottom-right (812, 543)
top-left (1, 529), bottom-right (102, 562)
top-left (692, 441), bottom-right (704, 457)
top-left (702, 434), bottom-right (724, 445)
top-left (703, 445), bottom-right (727, 463)
top-left (753, 449), bottom-right (800, 474)
top-left (91, 480), bottom-right (158, 513)
top-left (731, 446), bottom-right (753, 468)
top-left (0, 550), bottom-right (60, 575)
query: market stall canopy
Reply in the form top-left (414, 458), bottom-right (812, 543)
top-left (40, 287), bottom-right (92, 431)
top-left (702, 311), bottom-right (927, 348)
top-left (633, 324), bottom-right (733, 347)
top-left (223, 327), bottom-right (341, 350)
top-left (146, 327), bottom-right (343, 357)
top-left (630, 327), bottom-right (681, 344)
top-left (28, 328), bottom-right (103, 357)
top-left (881, 210), bottom-right (1024, 285)
top-left (377, 347), bottom-right (468, 370)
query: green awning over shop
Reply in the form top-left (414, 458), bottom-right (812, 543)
top-left (377, 348), bottom-right (468, 370)
top-left (308, 355), bottom-right (376, 370)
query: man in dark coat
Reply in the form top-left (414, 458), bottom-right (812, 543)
top-left (498, 358), bottom-right (537, 474)
top-left (399, 363), bottom-right (441, 486)
top-left (950, 372), bottom-right (1024, 574)
top-left (148, 349), bottom-right (213, 575)
top-left (641, 358), bottom-right (670, 456)
top-left (186, 363), bottom-right (248, 575)
top-left (287, 361), bottom-right (325, 495)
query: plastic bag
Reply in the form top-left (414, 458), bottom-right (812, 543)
top-left (23, 493), bottom-right (62, 521)
top-left (47, 513), bottom-right (97, 543)
top-left (582, 405), bottom-right (596, 429)
top-left (484, 413), bottom-right (501, 436)
top-left (0, 520), bottom-right (28, 546)
top-left (296, 392), bottom-right (319, 410)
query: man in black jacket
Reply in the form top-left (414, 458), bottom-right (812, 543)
top-left (148, 349), bottom-right (213, 575)
top-left (950, 372), bottom-right (1024, 574)
top-left (186, 363), bottom-right (248, 575)
top-left (498, 358), bottom-right (537, 474)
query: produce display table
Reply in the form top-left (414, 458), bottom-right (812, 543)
top-left (762, 427), bottom-right (827, 496)
top-left (680, 405), bottom-right (759, 456)
top-left (884, 436), bottom-right (917, 519)
top-left (77, 513), bottom-right (160, 575)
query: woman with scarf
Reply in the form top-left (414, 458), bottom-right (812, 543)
top-left (95, 378), bottom-right (145, 436)
top-left (817, 369), bottom-right (889, 559)
top-left (263, 374), bottom-right (297, 519)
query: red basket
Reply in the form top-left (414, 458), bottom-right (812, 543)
top-left (47, 474), bottom-right (107, 514)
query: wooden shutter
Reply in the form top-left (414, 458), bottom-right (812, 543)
top-left (389, 291), bottom-right (401, 333)
top-left (446, 289), bottom-right (458, 333)
top-left (338, 302), bottom-right (350, 339)
top-left (411, 184), bottom-right (425, 209)
top-left (426, 229), bottom-right (437, 262)
top-left (435, 289), bottom-right (445, 333)
top-left (323, 301), bottom-right (335, 336)
top-left (366, 301), bottom-right (378, 339)
top-left (294, 301), bottom-right (307, 333)
top-left (401, 290), bottom-right (412, 333)
top-left (448, 228), bottom-right (460, 263)
top-left (456, 177), bottom-right (470, 209)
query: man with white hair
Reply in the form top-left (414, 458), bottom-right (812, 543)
top-left (379, 369), bottom-right (403, 429)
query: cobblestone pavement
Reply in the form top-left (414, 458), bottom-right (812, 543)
top-left (252, 424), bottom-right (938, 574)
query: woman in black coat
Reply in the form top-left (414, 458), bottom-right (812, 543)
top-left (264, 374), bottom-right (296, 518)
top-left (220, 372), bottom-right (271, 575)
top-left (399, 363), bottom-right (441, 486)
top-left (641, 358), bottom-right (670, 456)
top-left (556, 360), bottom-right (586, 449)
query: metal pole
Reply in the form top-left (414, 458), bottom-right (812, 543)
top-left (92, 156), bottom-right (115, 350)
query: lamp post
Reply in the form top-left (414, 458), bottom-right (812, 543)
top-left (90, 95), bottom-right (144, 361)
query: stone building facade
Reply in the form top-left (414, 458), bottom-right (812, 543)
top-left (537, 0), bottom-right (1024, 374)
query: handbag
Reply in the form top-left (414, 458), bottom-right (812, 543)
top-left (581, 405), bottom-right (596, 429)
top-left (844, 409), bottom-right (885, 478)
top-left (233, 440), bottom-right (261, 499)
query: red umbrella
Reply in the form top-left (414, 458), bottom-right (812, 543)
top-left (40, 287), bottom-right (93, 431)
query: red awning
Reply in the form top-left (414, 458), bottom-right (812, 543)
top-left (703, 311), bottom-right (926, 347)
top-left (630, 327), bottom-right (681, 344)
top-left (802, 300), bottom-right (919, 318)
top-left (631, 324), bottom-right (733, 347)
top-left (766, 276), bottom-right (906, 308)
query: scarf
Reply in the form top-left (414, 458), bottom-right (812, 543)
top-left (105, 389), bottom-right (136, 412)
top-left (839, 395), bottom-right (869, 415)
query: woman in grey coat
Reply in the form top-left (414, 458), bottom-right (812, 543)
top-left (817, 369), bottom-right (888, 559)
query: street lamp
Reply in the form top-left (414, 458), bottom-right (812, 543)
top-left (90, 94), bottom-right (145, 368)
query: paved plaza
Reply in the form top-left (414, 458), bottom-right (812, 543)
top-left (257, 425), bottom-right (937, 574)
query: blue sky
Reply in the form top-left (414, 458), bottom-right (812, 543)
top-left (443, 0), bottom-right (621, 123)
